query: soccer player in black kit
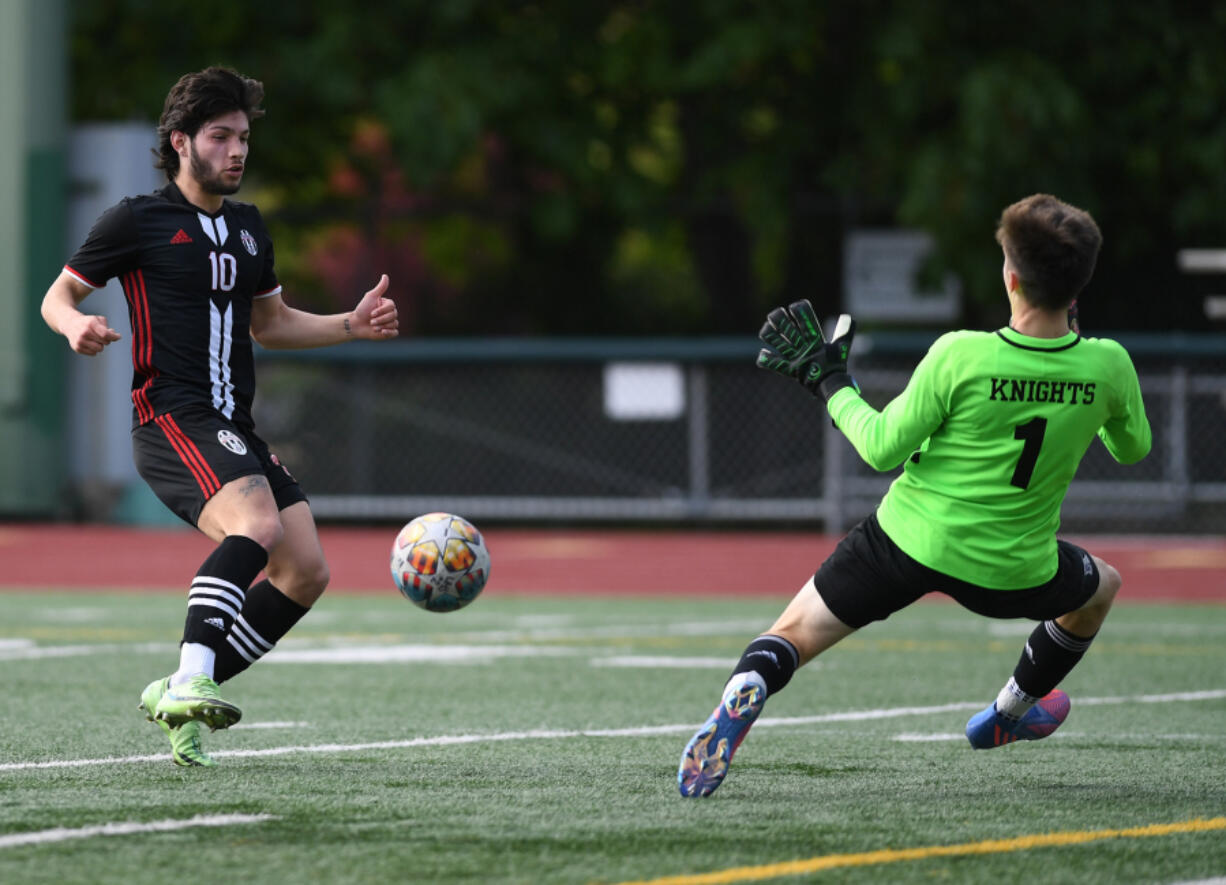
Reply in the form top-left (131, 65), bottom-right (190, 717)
top-left (41, 67), bottom-right (399, 766)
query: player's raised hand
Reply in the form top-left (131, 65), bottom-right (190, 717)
top-left (758, 299), bottom-right (824, 371)
top-left (65, 313), bottom-right (121, 356)
top-left (349, 274), bottom-right (399, 340)
top-left (795, 313), bottom-right (857, 400)
top-left (756, 299), bottom-right (858, 401)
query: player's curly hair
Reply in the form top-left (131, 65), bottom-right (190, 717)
top-left (154, 67), bottom-right (265, 180)
top-left (995, 194), bottom-right (1102, 311)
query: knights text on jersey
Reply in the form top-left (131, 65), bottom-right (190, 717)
top-left (63, 182), bottom-right (281, 429)
top-left (826, 326), bottom-right (1152, 589)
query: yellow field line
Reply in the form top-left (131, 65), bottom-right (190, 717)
top-left (609, 817), bottom-right (1226, 885)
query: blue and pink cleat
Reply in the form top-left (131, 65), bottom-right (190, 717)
top-left (966, 689), bottom-right (1070, 749)
top-left (678, 680), bottom-right (766, 797)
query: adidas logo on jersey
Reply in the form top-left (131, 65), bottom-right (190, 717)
top-left (204, 617), bottom-right (226, 631)
top-left (170, 229), bottom-right (193, 244)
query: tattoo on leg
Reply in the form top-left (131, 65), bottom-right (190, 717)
top-left (240, 475), bottom-right (271, 497)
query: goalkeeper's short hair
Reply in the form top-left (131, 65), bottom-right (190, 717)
top-left (995, 194), bottom-right (1102, 311)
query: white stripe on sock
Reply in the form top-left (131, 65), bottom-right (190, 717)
top-left (187, 597), bottom-right (240, 621)
top-left (225, 633), bottom-right (257, 663)
top-left (1044, 620), bottom-right (1092, 652)
top-left (232, 615), bottom-right (274, 652)
top-left (190, 577), bottom-right (245, 609)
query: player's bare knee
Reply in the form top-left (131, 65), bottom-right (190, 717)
top-left (234, 515), bottom-right (283, 553)
top-left (1068, 557), bottom-right (1120, 631)
top-left (304, 558), bottom-right (330, 596)
top-left (1094, 556), bottom-right (1122, 603)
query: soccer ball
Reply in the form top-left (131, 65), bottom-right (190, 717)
top-left (390, 512), bottom-right (491, 612)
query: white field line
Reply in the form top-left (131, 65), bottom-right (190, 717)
top-left (986, 620), bottom-right (1226, 637)
top-left (0, 813), bottom-right (275, 849)
top-left (442, 619), bottom-right (764, 642)
top-left (0, 640), bottom-right (583, 665)
top-left (36, 607), bottom-right (110, 623)
top-left (1076, 690), bottom-right (1226, 705)
top-left (893, 731), bottom-right (1226, 743)
top-left (888, 689), bottom-right (1226, 742)
top-left (2, 689), bottom-right (1223, 773)
top-left (5, 611), bottom-right (1222, 662)
top-left (590, 656), bottom-right (743, 669)
top-left (265, 644), bottom-right (581, 663)
top-left (0, 618), bottom-right (756, 663)
top-left (0, 641), bottom-right (172, 661)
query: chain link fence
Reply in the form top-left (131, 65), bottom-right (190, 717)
top-left (253, 334), bottom-right (1226, 533)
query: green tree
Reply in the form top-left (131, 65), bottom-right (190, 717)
top-left (69, 1), bottom-right (1226, 334)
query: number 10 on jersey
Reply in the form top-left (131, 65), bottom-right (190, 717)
top-left (209, 251), bottom-right (237, 292)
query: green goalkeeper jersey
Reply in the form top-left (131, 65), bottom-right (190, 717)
top-left (826, 327), bottom-right (1151, 589)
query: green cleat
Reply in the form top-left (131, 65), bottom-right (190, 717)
top-left (152, 674), bottom-right (242, 731)
top-left (139, 677), bottom-right (216, 767)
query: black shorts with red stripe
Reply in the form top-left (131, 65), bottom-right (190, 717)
top-left (132, 406), bottom-right (307, 526)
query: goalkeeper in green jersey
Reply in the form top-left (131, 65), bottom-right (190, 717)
top-left (679, 193), bottom-right (1152, 798)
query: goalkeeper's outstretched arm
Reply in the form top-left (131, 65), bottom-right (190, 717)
top-left (756, 299), bottom-right (941, 470)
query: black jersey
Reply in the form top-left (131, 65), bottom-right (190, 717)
top-left (64, 182), bottom-right (280, 430)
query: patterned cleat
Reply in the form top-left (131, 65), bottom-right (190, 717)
top-left (139, 677), bottom-right (216, 767)
top-left (678, 680), bottom-right (766, 797)
top-left (966, 689), bottom-right (1070, 749)
top-left (153, 674), bottom-right (242, 731)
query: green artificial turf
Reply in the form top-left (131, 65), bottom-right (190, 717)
top-left (0, 591), bottom-right (1222, 884)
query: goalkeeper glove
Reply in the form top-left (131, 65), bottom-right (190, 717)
top-left (757, 299), bottom-right (858, 401)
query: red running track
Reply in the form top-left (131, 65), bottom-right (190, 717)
top-left (0, 523), bottom-right (1223, 601)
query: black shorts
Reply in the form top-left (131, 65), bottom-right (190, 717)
top-left (814, 513), bottom-right (1100, 629)
top-left (132, 407), bottom-right (307, 527)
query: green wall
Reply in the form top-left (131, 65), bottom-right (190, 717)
top-left (0, 0), bottom-right (66, 515)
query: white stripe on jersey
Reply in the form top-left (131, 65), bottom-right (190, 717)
top-left (62, 267), bottom-right (102, 289)
top-left (209, 302), bottom-right (235, 418)
top-left (197, 213), bottom-right (230, 246)
top-left (198, 213), bottom-right (216, 245)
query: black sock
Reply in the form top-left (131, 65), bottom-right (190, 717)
top-left (182, 535), bottom-right (268, 650)
top-left (1012, 620), bottom-right (1096, 698)
top-left (729, 635), bottom-right (800, 696)
top-left (214, 579), bottom-right (310, 684)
